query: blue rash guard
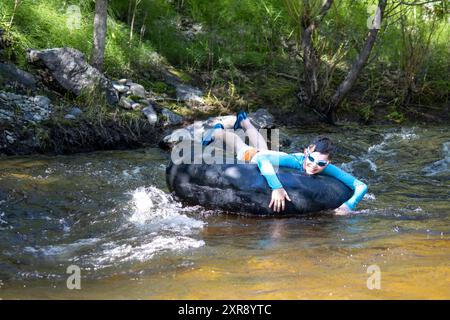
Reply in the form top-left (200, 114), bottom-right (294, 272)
top-left (250, 150), bottom-right (368, 211)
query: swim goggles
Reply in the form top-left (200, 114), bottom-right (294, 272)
top-left (305, 151), bottom-right (329, 167)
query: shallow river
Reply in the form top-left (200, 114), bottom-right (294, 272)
top-left (0, 125), bottom-right (449, 299)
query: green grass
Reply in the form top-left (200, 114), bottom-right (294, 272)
top-left (0, 0), bottom-right (448, 125)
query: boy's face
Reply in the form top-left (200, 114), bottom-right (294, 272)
top-left (303, 146), bottom-right (330, 175)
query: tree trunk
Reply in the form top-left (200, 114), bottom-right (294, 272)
top-left (127, 0), bottom-right (133, 25)
top-left (130, 0), bottom-right (142, 45)
top-left (299, 0), bottom-right (333, 108)
top-left (327, 0), bottom-right (387, 122)
top-left (301, 22), bottom-right (319, 106)
top-left (91, 0), bottom-right (108, 71)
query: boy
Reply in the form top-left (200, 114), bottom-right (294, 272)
top-left (202, 111), bottom-right (368, 215)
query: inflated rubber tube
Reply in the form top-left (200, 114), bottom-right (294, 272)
top-left (166, 161), bottom-right (352, 215)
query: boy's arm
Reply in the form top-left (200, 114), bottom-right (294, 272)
top-left (253, 152), bottom-right (302, 189)
top-left (322, 164), bottom-right (368, 211)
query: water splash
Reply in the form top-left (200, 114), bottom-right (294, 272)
top-left (23, 238), bottom-right (101, 257)
top-left (0, 212), bottom-right (6, 224)
top-left (128, 186), bottom-right (203, 226)
top-left (122, 166), bottom-right (143, 179)
top-left (82, 186), bottom-right (206, 269)
top-left (363, 193), bottom-right (376, 201)
top-left (94, 235), bottom-right (205, 265)
top-left (18, 186), bottom-right (206, 273)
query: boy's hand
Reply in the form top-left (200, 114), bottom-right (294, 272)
top-left (334, 203), bottom-right (352, 216)
top-left (269, 188), bottom-right (291, 212)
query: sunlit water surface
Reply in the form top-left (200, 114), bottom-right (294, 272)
top-left (0, 125), bottom-right (449, 299)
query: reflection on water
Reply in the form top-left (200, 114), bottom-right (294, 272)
top-left (0, 126), bottom-right (449, 299)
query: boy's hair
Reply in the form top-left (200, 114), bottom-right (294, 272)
top-left (308, 135), bottom-right (334, 158)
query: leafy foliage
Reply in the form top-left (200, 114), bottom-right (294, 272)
top-left (0, 0), bottom-right (448, 123)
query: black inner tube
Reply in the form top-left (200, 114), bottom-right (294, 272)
top-left (166, 161), bottom-right (352, 215)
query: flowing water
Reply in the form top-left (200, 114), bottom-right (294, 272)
top-left (0, 125), bottom-right (449, 299)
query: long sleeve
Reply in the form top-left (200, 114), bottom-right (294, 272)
top-left (252, 151), bottom-right (303, 189)
top-left (322, 164), bottom-right (368, 210)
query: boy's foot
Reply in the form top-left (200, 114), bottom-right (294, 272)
top-left (233, 111), bottom-right (248, 130)
top-left (202, 123), bottom-right (224, 146)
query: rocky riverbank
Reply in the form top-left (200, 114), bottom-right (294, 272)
top-left (0, 47), bottom-right (282, 156)
top-left (2, 45), bottom-right (447, 156)
top-left (0, 88), bottom-right (165, 155)
top-left (0, 47), bottom-right (210, 156)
